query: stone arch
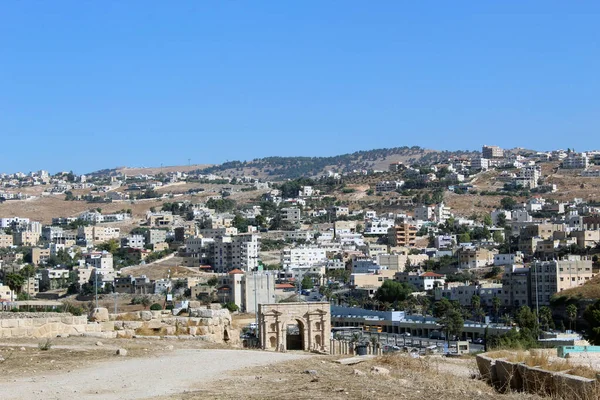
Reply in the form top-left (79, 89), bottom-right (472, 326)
top-left (257, 302), bottom-right (330, 353)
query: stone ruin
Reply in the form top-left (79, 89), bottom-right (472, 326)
top-left (0, 306), bottom-right (240, 346)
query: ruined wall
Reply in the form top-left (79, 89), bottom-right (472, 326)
top-left (0, 307), bottom-right (240, 346)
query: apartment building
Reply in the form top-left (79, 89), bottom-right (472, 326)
top-left (281, 246), bottom-right (327, 268)
top-left (375, 181), bottom-right (403, 193)
top-left (530, 256), bottom-right (594, 306)
top-left (387, 224), bottom-right (417, 247)
top-left (120, 235), bottom-right (145, 250)
top-left (482, 145), bottom-right (504, 159)
top-left (78, 226), bottom-right (120, 244)
top-left (84, 251), bottom-right (114, 272)
top-left (13, 231), bottom-right (40, 246)
top-left (215, 270), bottom-right (276, 313)
top-left (414, 205), bottom-right (433, 221)
top-left (32, 247), bottom-right (51, 265)
top-left (501, 265), bottom-right (531, 308)
top-left (0, 233), bottom-right (13, 248)
top-left (471, 157), bottom-right (489, 171)
top-left (281, 207), bottom-right (301, 223)
top-left (144, 229), bottom-right (167, 245)
top-left (395, 271), bottom-right (446, 291)
top-left (146, 211), bottom-right (174, 227)
top-left (494, 253), bottom-right (523, 266)
top-left (458, 247), bottom-right (495, 269)
top-left (211, 233), bottom-right (260, 273)
top-left (562, 152), bottom-right (589, 169)
top-left (570, 230), bottom-right (600, 249)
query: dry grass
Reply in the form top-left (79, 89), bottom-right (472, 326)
top-left (158, 354), bottom-right (539, 400)
top-left (567, 365), bottom-right (600, 379)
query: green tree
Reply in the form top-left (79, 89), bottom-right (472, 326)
top-left (374, 280), bottom-right (414, 303)
top-left (207, 276), bottom-right (219, 287)
top-left (439, 308), bottom-right (464, 342)
top-left (301, 274), bottom-right (314, 290)
top-left (140, 296), bottom-right (151, 309)
top-left (457, 232), bottom-right (471, 243)
top-left (539, 306), bottom-right (555, 331)
top-left (5, 272), bottom-right (25, 300)
top-left (500, 197), bottom-right (517, 210)
top-left (583, 300), bottom-right (600, 345)
top-left (566, 304), bottom-right (578, 331)
top-left (492, 296), bottom-right (501, 323)
top-left (492, 231), bottom-right (504, 244)
top-left (433, 298), bottom-right (453, 318)
top-left (483, 214), bottom-right (492, 226)
top-left (496, 213), bottom-right (507, 227)
top-left (97, 239), bottom-right (120, 254)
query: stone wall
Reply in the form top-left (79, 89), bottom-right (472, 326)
top-left (0, 314), bottom-right (89, 339)
top-left (476, 353), bottom-right (600, 399)
top-left (0, 307), bottom-right (240, 346)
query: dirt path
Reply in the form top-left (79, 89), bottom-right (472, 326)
top-left (0, 349), bottom-right (308, 400)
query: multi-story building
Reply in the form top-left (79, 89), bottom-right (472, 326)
top-left (414, 205), bottom-right (433, 221)
top-left (562, 152), bottom-right (589, 169)
top-left (501, 265), bottom-right (531, 308)
top-left (281, 246), bottom-right (327, 268)
top-left (375, 181), bottom-right (404, 193)
top-left (40, 269), bottom-right (70, 290)
top-left (281, 207), bottom-right (301, 223)
top-left (31, 247), bottom-right (51, 265)
top-left (482, 145), bottom-right (504, 159)
top-left (84, 251), bottom-right (114, 272)
top-left (515, 166), bottom-right (541, 189)
top-left (530, 256), bottom-right (594, 306)
top-left (13, 231), bottom-right (40, 246)
top-left (388, 224), bottom-right (417, 247)
top-left (211, 233), bottom-right (260, 273)
top-left (215, 270), bottom-right (276, 313)
top-left (434, 202), bottom-right (452, 223)
top-left (120, 235), bottom-right (146, 250)
top-left (395, 271), bottom-right (446, 291)
top-left (458, 247), bottom-right (496, 269)
top-left (494, 253), bottom-right (523, 266)
top-left (0, 233), bottom-right (13, 248)
top-left (145, 229), bottom-right (167, 245)
top-left (77, 226), bottom-right (120, 244)
top-left (146, 211), bottom-right (174, 227)
top-left (471, 157), bottom-right (489, 171)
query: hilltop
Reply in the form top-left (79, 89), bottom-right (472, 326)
top-left (86, 146), bottom-right (482, 181)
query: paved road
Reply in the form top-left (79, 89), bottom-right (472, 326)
top-left (0, 349), bottom-right (308, 400)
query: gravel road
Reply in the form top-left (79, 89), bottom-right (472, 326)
top-left (0, 349), bottom-right (308, 400)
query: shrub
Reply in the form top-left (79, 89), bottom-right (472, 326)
top-left (150, 303), bottom-right (162, 311)
top-left (38, 339), bottom-right (53, 351)
top-left (223, 302), bottom-right (239, 312)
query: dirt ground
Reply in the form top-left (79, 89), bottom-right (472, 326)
top-left (0, 336), bottom-right (541, 400)
top-left (158, 353), bottom-right (540, 400)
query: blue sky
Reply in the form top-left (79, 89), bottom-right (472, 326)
top-left (1, 1), bottom-right (599, 173)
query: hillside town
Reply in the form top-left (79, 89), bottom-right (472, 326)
top-left (1, 145), bottom-right (600, 344)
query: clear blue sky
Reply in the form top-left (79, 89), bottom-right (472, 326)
top-left (1, 1), bottom-right (599, 174)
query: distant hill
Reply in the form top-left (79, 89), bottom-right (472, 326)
top-left (195, 146), bottom-right (481, 180)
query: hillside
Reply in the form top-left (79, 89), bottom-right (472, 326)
top-left (190, 147), bottom-right (482, 180)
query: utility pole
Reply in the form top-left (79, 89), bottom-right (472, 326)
top-left (95, 271), bottom-right (99, 309)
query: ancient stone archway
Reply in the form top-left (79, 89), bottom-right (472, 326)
top-left (258, 302), bottom-right (330, 353)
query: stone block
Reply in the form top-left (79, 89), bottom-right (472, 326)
top-left (495, 359), bottom-right (522, 393)
top-left (123, 321), bottom-right (143, 330)
top-left (554, 372), bottom-right (599, 400)
top-left (59, 316), bottom-right (74, 325)
top-left (476, 354), bottom-right (496, 384)
top-left (100, 321), bottom-right (115, 332)
top-left (0, 329), bottom-right (11, 338)
top-left (89, 308), bottom-right (110, 322)
top-left (10, 327), bottom-right (28, 337)
top-left (1, 319), bottom-right (18, 329)
top-left (151, 311), bottom-right (162, 319)
top-left (145, 320), bottom-right (163, 330)
top-left (165, 326), bottom-right (176, 335)
top-left (190, 309), bottom-right (214, 318)
top-left (116, 329), bottom-right (135, 339)
top-left (114, 321), bottom-right (124, 329)
top-left (140, 311), bottom-right (153, 321)
top-left (189, 327), bottom-right (198, 336)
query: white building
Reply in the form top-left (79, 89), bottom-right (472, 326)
top-left (281, 246), bottom-right (327, 268)
top-left (562, 152), bottom-right (589, 169)
top-left (375, 181), bottom-right (404, 193)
